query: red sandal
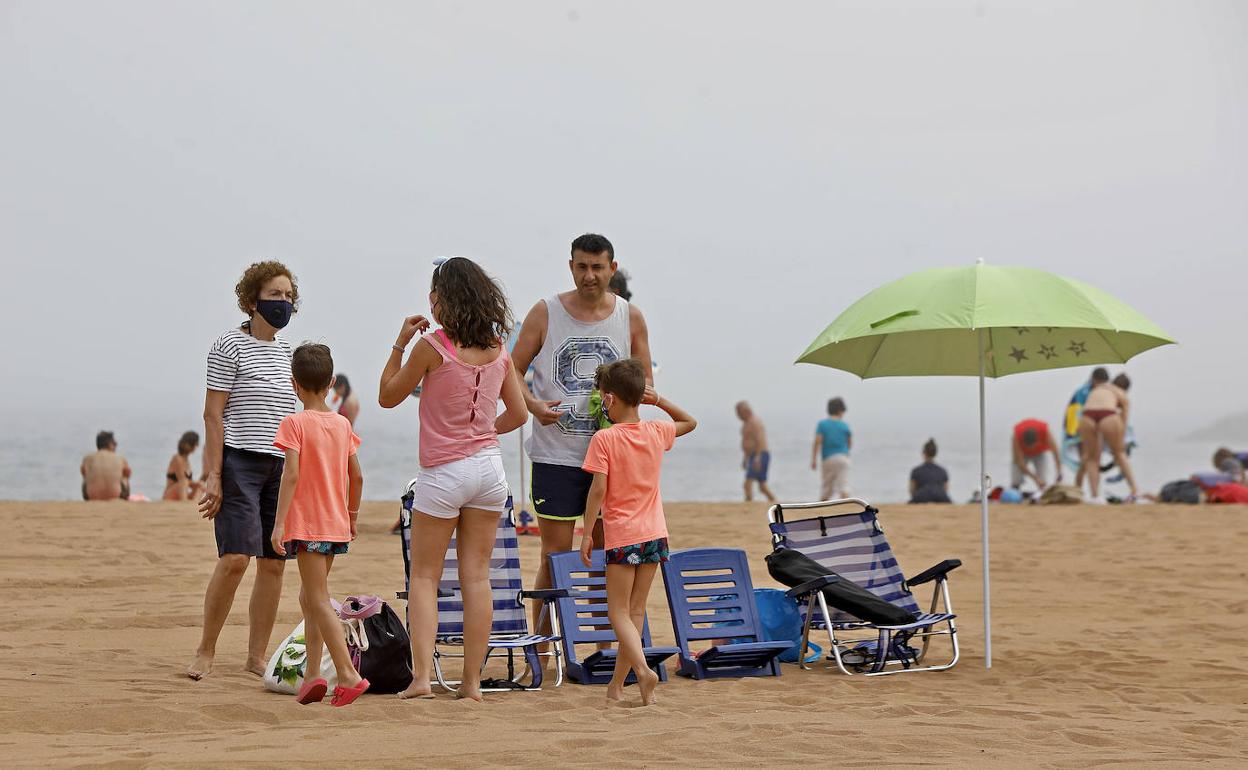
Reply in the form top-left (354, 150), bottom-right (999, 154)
top-left (331, 678), bottom-right (370, 707)
top-left (296, 678), bottom-right (328, 705)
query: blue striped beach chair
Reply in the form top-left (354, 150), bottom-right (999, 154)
top-left (661, 547), bottom-right (791, 679)
top-left (769, 499), bottom-right (961, 676)
top-left (398, 484), bottom-right (568, 691)
top-left (547, 549), bottom-right (680, 685)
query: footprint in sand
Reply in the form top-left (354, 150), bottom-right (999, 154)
top-left (199, 704), bottom-right (280, 725)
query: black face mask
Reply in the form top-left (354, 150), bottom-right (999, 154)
top-left (255, 299), bottom-right (294, 329)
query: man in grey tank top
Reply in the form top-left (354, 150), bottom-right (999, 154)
top-left (511, 234), bottom-right (653, 636)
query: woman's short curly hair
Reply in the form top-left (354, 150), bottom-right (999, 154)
top-left (235, 260), bottom-right (300, 316)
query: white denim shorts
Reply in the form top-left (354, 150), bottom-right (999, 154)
top-left (412, 447), bottom-right (509, 519)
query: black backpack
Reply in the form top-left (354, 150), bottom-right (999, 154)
top-left (353, 603), bottom-right (413, 694)
top-left (1159, 479), bottom-right (1201, 504)
top-left (765, 547), bottom-right (917, 627)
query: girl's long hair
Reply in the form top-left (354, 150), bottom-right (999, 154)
top-left (432, 258), bottom-right (513, 349)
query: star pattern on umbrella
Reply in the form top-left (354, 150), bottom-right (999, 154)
top-left (1038, 344), bottom-right (1057, 360)
top-left (1068, 340), bottom-right (1088, 356)
top-left (1009, 346), bottom-right (1028, 362)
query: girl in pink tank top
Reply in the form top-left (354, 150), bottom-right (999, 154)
top-left (377, 257), bottom-right (529, 702)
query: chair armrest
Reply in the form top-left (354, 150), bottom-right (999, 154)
top-left (785, 575), bottom-right (839, 598)
top-left (398, 589), bottom-right (453, 600)
top-left (908, 559), bottom-right (962, 587)
top-left (520, 588), bottom-right (579, 601)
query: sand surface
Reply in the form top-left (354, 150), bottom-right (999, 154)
top-left (2, 499), bottom-right (1247, 768)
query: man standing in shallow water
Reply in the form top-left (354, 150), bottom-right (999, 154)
top-left (510, 234), bottom-right (653, 638)
top-left (737, 401), bottom-right (777, 502)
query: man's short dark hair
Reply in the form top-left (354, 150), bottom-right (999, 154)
top-left (1113, 373), bottom-right (1131, 390)
top-left (1091, 367), bottom-right (1109, 383)
top-left (96, 431), bottom-right (115, 450)
top-left (571, 233), bottom-right (614, 262)
top-left (827, 397), bottom-right (846, 416)
top-left (596, 358), bottom-right (646, 407)
top-left (292, 343), bottom-right (334, 392)
top-left (1022, 428), bottom-right (1038, 447)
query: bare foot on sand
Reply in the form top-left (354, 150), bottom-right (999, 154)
top-left (455, 687), bottom-right (483, 703)
top-left (244, 658), bottom-right (266, 677)
top-left (638, 669), bottom-right (659, 706)
top-left (605, 683), bottom-right (624, 702)
top-left (397, 683), bottom-right (436, 700)
top-left (186, 652), bottom-right (213, 680)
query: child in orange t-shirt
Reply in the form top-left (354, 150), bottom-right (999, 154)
top-left (579, 358), bottom-right (696, 706)
top-left (270, 343), bottom-right (367, 707)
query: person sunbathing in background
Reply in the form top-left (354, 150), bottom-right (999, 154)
top-left (81, 430), bottom-right (131, 500)
top-left (579, 358), bottom-right (696, 706)
top-left (163, 431), bottom-right (205, 501)
top-left (737, 401), bottom-right (776, 502)
top-left (909, 438), bottom-right (951, 503)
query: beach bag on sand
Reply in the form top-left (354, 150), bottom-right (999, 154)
top-left (753, 589), bottom-right (821, 664)
top-left (1159, 480), bottom-right (1201, 504)
top-left (765, 548), bottom-right (917, 626)
top-left (263, 620), bottom-right (339, 695)
top-left (342, 599), bottom-right (412, 694)
top-left (1039, 484), bottom-right (1083, 505)
top-left (1205, 483), bottom-right (1248, 504)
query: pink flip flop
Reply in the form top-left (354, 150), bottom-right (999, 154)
top-left (331, 678), bottom-right (370, 707)
top-left (296, 678), bottom-right (328, 705)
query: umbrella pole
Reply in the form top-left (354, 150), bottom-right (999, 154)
top-left (979, 328), bottom-right (992, 668)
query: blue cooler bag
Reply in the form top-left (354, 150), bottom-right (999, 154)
top-left (752, 588), bottom-right (821, 664)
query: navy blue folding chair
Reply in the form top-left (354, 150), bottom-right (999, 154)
top-left (399, 485), bottom-right (569, 691)
top-left (661, 547), bottom-right (790, 679)
top-left (769, 499), bottom-right (961, 676)
top-left (547, 550), bottom-right (679, 684)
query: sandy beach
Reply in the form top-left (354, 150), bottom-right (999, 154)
top-left (3, 499), bottom-right (1246, 768)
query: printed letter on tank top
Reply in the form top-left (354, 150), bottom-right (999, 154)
top-left (525, 294), bottom-right (631, 467)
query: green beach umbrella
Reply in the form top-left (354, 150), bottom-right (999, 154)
top-left (797, 260), bottom-right (1174, 667)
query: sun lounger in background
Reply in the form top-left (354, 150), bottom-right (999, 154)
top-left (547, 549), bottom-right (679, 684)
top-left (398, 485), bottom-right (569, 691)
top-left (768, 498), bottom-right (961, 676)
top-left (661, 547), bottom-right (791, 679)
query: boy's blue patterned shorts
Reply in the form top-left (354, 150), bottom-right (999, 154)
top-left (286, 540), bottom-right (349, 555)
top-left (605, 537), bottom-right (669, 565)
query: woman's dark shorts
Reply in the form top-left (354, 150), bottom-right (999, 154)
top-left (605, 537), bottom-right (670, 566)
top-left (216, 446), bottom-right (287, 560)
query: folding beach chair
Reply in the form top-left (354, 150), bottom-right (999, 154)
top-left (661, 547), bottom-right (791, 679)
top-left (547, 550), bottom-right (680, 685)
top-left (398, 484), bottom-right (569, 691)
top-left (768, 498), bottom-right (961, 676)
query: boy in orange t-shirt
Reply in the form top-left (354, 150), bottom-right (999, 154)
top-left (270, 343), bottom-right (367, 707)
top-left (579, 358), bottom-right (696, 706)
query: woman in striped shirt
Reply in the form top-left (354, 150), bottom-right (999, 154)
top-left (188, 261), bottom-right (299, 681)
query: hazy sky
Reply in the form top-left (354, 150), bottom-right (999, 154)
top-left (2, 1), bottom-right (1246, 444)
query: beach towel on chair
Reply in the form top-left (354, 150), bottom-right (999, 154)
top-left (766, 547), bottom-right (917, 626)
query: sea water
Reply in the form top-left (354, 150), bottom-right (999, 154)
top-left (0, 406), bottom-right (1221, 505)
